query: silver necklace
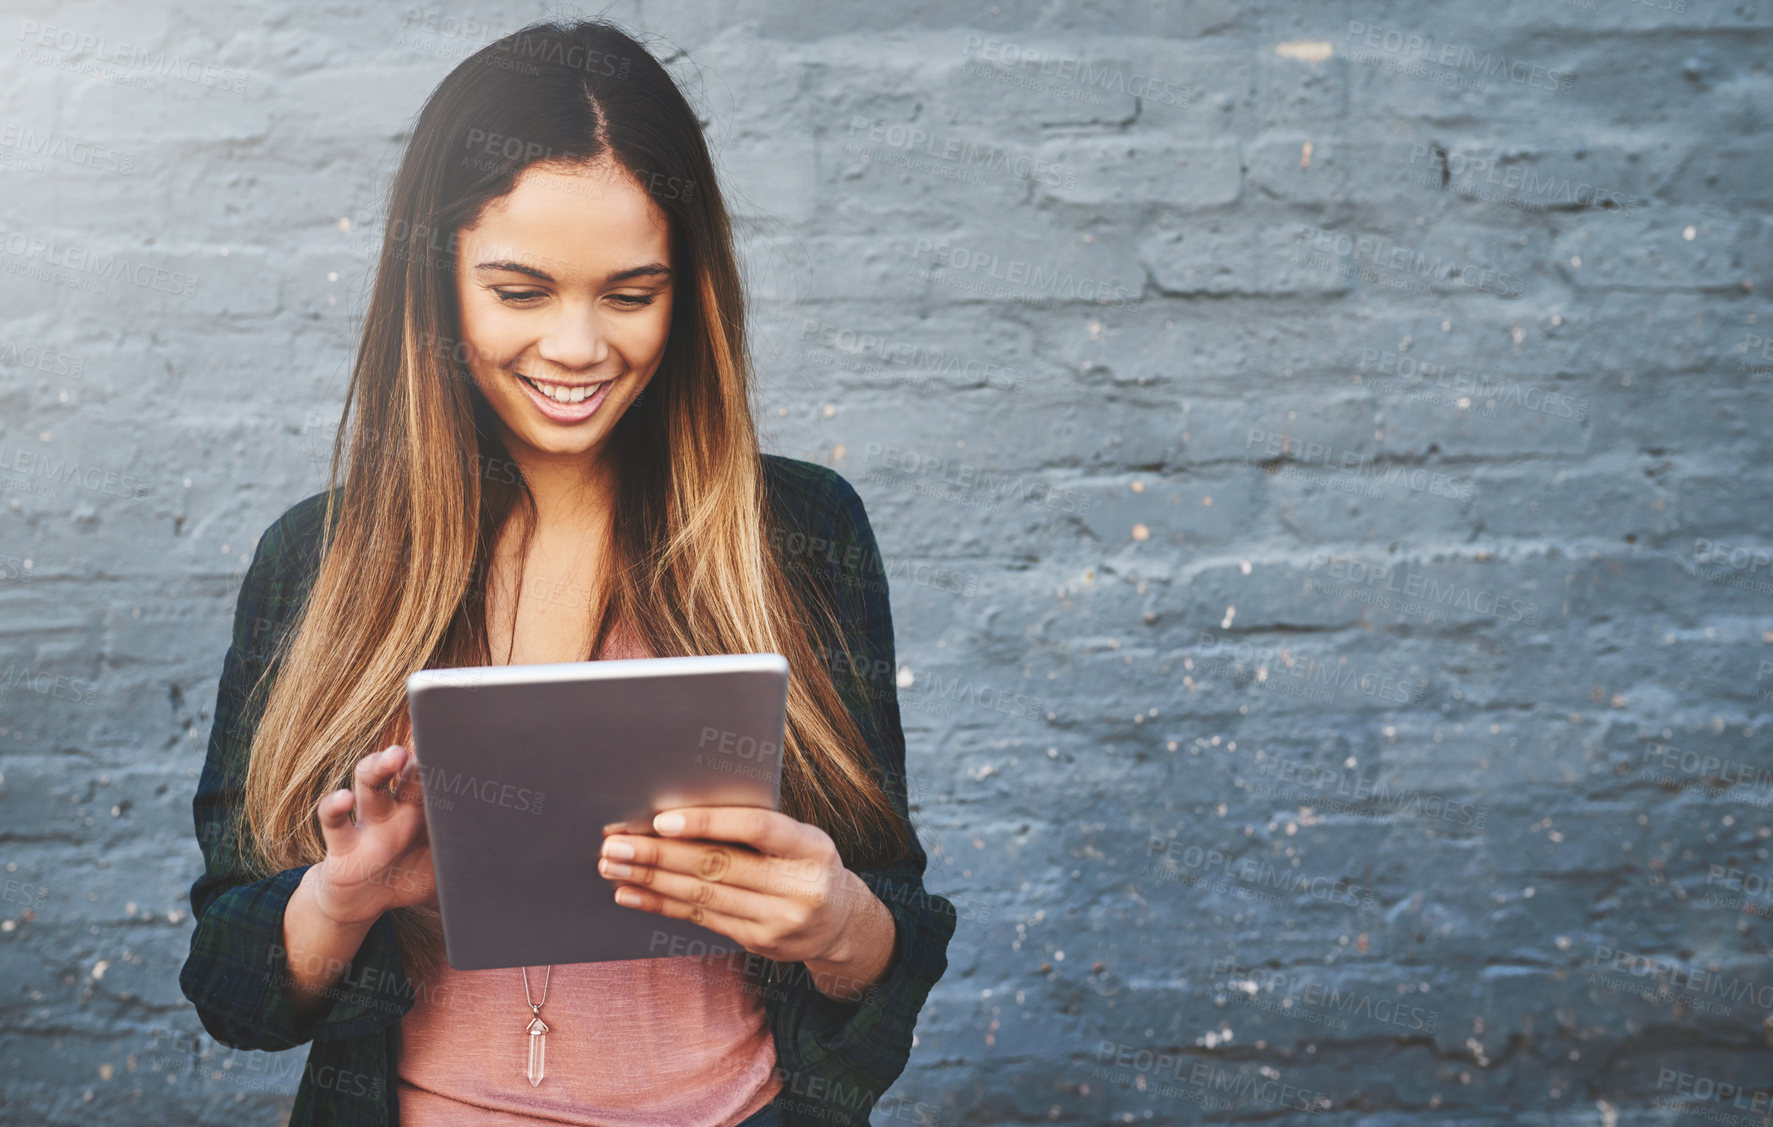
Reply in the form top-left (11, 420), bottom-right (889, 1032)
top-left (521, 965), bottom-right (552, 1086)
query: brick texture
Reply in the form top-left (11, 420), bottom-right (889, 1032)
top-left (0, 1), bottom-right (1769, 1123)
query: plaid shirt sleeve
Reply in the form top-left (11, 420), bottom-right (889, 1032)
top-left (761, 459), bottom-right (958, 1122)
top-left (179, 496), bottom-right (415, 1055)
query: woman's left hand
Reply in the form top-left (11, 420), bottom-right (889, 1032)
top-left (599, 806), bottom-right (885, 972)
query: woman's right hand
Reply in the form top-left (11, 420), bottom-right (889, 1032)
top-left (308, 744), bottom-right (437, 926)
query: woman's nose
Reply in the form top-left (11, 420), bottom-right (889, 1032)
top-left (536, 308), bottom-right (611, 370)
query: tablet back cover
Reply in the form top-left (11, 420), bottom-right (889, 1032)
top-left (406, 654), bottom-right (787, 970)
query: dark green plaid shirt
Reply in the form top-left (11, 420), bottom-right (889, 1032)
top-left (178, 453), bottom-right (957, 1127)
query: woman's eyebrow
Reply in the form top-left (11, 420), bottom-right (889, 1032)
top-left (472, 259), bottom-right (672, 284)
top-left (607, 262), bottom-right (671, 283)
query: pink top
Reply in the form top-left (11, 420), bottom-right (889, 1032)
top-left (395, 626), bottom-right (783, 1126)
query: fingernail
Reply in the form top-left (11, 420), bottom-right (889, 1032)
top-left (603, 840), bottom-right (634, 860)
top-left (615, 888), bottom-right (640, 907)
top-left (655, 812), bottom-right (685, 834)
top-left (601, 860), bottom-right (632, 879)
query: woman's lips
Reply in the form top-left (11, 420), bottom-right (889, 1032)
top-left (513, 371), bottom-right (615, 422)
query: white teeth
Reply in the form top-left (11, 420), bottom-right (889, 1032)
top-left (524, 377), bottom-right (605, 405)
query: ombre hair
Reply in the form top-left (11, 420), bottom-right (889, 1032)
top-left (232, 19), bottom-right (910, 983)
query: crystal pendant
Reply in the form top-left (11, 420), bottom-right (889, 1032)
top-left (526, 1015), bottom-right (549, 1086)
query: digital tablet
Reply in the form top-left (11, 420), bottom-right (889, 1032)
top-left (403, 652), bottom-right (789, 970)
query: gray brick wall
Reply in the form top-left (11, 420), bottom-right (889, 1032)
top-left (2, 0), bottom-right (1769, 1122)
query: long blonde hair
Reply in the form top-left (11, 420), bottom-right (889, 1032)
top-left (231, 19), bottom-right (910, 984)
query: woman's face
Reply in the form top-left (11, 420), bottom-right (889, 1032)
top-left (452, 158), bottom-right (674, 478)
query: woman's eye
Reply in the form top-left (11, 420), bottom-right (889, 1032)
top-left (493, 291), bottom-right (654, 307)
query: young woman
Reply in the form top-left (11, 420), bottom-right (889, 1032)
top-left (178, 19), bottom-right (955, 1127)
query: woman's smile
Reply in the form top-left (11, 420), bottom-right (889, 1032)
top-left (514, 369), bottom-right (618, 422)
